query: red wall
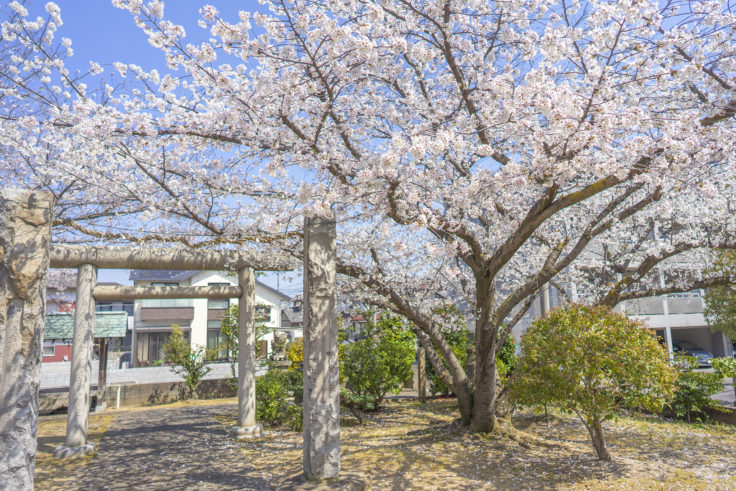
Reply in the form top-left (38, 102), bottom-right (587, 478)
top-left (42, 343), bottom-right (72, 363)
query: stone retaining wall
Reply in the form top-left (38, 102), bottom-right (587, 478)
top-left (40, 378), bottom-right (237, 414)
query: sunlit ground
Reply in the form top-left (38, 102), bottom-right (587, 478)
top-left (35, 398), bottom-right (736, 490)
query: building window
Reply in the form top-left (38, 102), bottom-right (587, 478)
top-left (140, 283), bottom-right (194, 308)
top-left (256, 305), bottom-right (272, 322)
top-left (136, 329), bottom-right (190, 366)
top-left (207, 329), bottom-right (231, 361)
top-left (207, 283), bottom-right (231, 310)
top-left (122, 302), bottom-right (134, 316)
top-left (43, 345), bottom-right (55, 357)
top-left (208, 299), bottom-right (230, 310)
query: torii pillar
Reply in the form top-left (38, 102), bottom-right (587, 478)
top-left (0, 189), bottom-right (54, 490)
top-left (53, 263), bottom-right (97, 458)
top-left (232, 267), bottom-right (262, 438)
top-left (302, 214), bottom-right (340, 481)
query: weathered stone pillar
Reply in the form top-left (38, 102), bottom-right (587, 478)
top-left (95, 337), bottom-right (109, 412)
top-left (233, 267), bottom-right (262, 438)
top-left (54, 263), bottom-right (97, 458)
top-left (302, 214), bottom-right (340, 481)
top-left (0, 189), bottom-right (54, 491)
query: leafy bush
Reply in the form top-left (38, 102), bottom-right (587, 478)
top-left (285, 403), bottom-right (303, 432)
top-left (496, 336), bottom-right (517, 379)
top-left (712, 357), bottom-right (736, 401)
top-left (703, 251), bottom-right (736, 340)
top-left (255, 367), bottom-right (303, 429)
top-left (666, 355), bottom-right (725, 423)
top-left (512, 305), bottom-right (677, 460)
top-left (220, 304), bottom-right (271, 364)
top-left (286, 339), bottom-right (303, 370)
top-left (163, 324), bottom-right (217, 398)
top-left (281, 364), bottom-right (304, 405)
top-left (341, 313), bottom-right (415, 410)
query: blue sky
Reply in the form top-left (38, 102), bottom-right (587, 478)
top-left (36, 1), bottom-right (269, 74)
top-left (34, 1), bottom-right (301, 295)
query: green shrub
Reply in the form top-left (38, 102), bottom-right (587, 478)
top-left (286, 403), bottom-right (303, 432)
top-left (341, 313), bottom-right (415, 410)
top-left (281, 364), bottom-right (304, 405)
top-left (255, 369), bottom-right (290, 425)
top-left (666, 355), bottom-right (725, 423)
top-left (255, 367), bottom-right (304, 429)
top-left (162, 324), bottom-right (216, 398)
top-left (712, 357), bottom-right (736, 401)
top-left (512, 305), bottom-right (677, 460)
top-left (496, 336), bottom-right (517, 379)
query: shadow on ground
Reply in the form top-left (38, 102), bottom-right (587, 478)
top-left (35, 398), bottom-right (736, 490)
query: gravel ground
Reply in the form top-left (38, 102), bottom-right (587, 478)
top-left (35, 398), bottom-right (736, 490)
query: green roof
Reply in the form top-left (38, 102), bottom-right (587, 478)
top-left (44, 312), bottom-right (128, 340)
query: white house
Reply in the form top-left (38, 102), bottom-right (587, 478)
top-left (129, 270), bottom-right (291, 367)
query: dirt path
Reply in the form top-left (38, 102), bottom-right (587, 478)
top-left (37, 402), bottom-right (273, 490)
top-left (35, 399), bottom-right (736, 490)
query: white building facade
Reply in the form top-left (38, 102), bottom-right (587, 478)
top-left (511, 285), bottom-right (734, 360)
top-left (130, 270), bottom-right (291, 367)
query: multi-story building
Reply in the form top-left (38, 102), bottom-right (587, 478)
top-left (621, 291), bottom-right (734, 359)
top-left (512, 286), bottom-right (734, 360)
top-left (129, 270), bottom-right (291, 367)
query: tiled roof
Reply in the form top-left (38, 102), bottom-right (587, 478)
top-left (44, 312), bottom-right (128, 340)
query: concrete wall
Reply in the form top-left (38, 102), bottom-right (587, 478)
top-left (40, 362), bottom-right (263, 389)
top-left (39, 362), bottom-right (269, 414)
top-left (40, 378), bottom-right (238, 414)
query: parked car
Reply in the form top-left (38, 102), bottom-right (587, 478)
top-left (672, 340), bottom-right (714, 368)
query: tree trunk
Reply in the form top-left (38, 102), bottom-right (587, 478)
top-left (586, 420), bottom-right (611, 461)
top-left (470, 278), bottom-right (497, 433)
top-left (414, 327), bottom-right (473, 425)
top-left (470, 356), bottom-right (497, 432)
top-left (417, 347), bottom-right (426, 402)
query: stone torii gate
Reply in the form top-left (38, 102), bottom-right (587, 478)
top-left (0, 189), bottom-right (340, 489)
top-left (48, 246), bottom-right (289, 458)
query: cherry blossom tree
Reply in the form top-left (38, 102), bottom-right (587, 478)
top-left (1, 0), bottom-right (735, 432)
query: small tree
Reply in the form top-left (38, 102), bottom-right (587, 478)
top-left (712, 357), bottom-right (736, 402)
top-left (219, 304), bottom-right (271, 379)
top-left (513, 305), bottom-right (677, 461)
top-left (163, 324), bottom-right (217, 398)
top-left (341, 313), bottom-right (416, 411)
top-left (667, 356), bottom-right (726, 423)
top-left (704, 251), bottom-right (736, 340)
